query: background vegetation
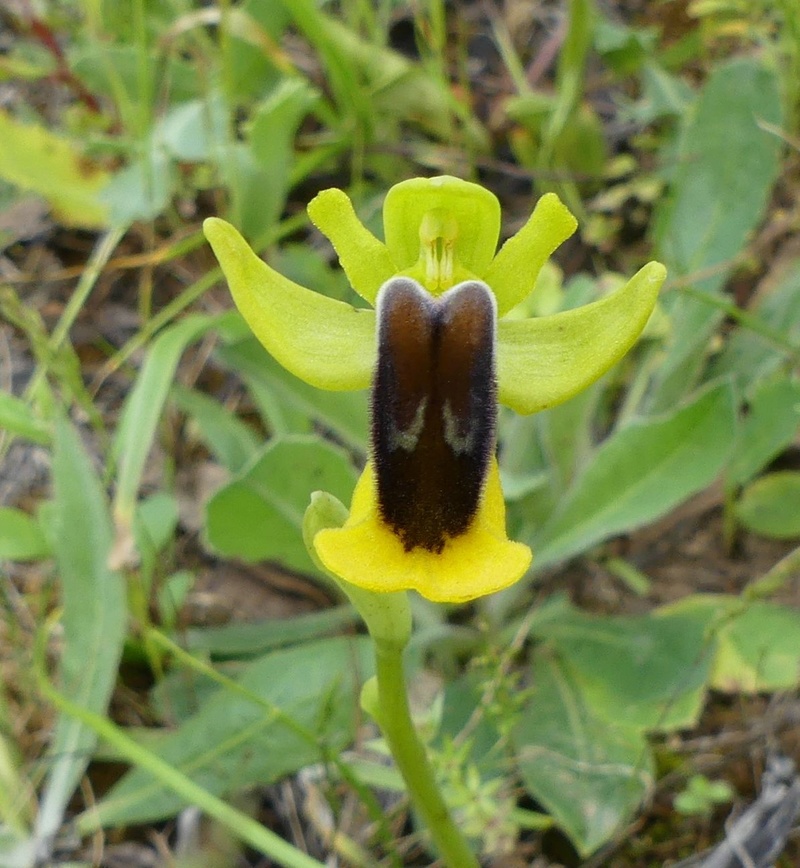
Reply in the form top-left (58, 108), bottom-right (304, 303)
top-left (0, 0), bottom-right (799, 865)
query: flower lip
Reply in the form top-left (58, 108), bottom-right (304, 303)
top-left (372, 276), bottom-right (497, 553)
top-left (314, 459), bottom-right (532, 603)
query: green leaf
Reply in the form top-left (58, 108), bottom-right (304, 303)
top-left (674, 775), bottom-right (733, 816)
top-left (663, 594), bottom-right (800, 693)
top-left (237, 78), bottom-right (318, 240)
top-left (532, 381), bottom-right (737, 569)
top-left (34, 416), bottom-right (127, 850)
top-left (0, 110), bottom-right (110, 228)
top-left (205, 435), bottom-right (357, 574)
top-left (113, 314), bottom-right (220, 528)
top-left (735, 471), bottom-right (800, 539)
top-left (0, 392), bottom-right (50, 444)
top-left (171, 384), bottom-right (261, 473)
top-left (513, 652), bottom-right (654, 856)
top-left (85, 636), bottom-right (371, 827)
top-left (136, 492), bottom-right (179, 555)
top-left (710, 259), bottom-right (800, 391)
top-left (158, 93), bottom-right (227, 163)
top-left (100, 139), bottom-right (174, 226)
top-left (179, 605), bottom-right (357, 660)
top-left (71, 44), bottom-right (199, 107)
top-left (728, 376), bottom-right (800, 487)
top-left (0, 507), bottom-right (50, 561)
top-left (529, 597), bottom-right (713, 732)
top-left (711, 601), bottom-right (800, 692)
top-left (649, 58), bottom-right (783, 410)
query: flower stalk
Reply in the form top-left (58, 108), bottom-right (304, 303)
top-left (372, 637), bottom-right (480, 867)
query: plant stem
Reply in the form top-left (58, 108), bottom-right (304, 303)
top-left (374, 640), bottom-right (479, 868)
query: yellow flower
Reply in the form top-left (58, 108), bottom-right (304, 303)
top-left (204, 176), bottom-right (665, 602)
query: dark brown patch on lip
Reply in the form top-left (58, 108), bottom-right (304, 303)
top-left (372, 277), bottom-right (497, 553)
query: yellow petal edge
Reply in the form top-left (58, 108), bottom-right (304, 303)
top-left (314, 460), bottom-right (532, 603)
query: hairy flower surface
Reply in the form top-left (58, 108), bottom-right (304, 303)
top-left (205, 176), bottom-right (665, 602)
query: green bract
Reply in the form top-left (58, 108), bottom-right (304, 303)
top-left (204, 175), bottom-right (666, 416)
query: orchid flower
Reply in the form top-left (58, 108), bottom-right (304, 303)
top-left (204, 176), bottom-right (665, 603)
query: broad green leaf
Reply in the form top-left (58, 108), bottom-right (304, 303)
top-left (663, 594), bottom-right (800, 693)
top-left (497, 261), bottom-right (665, 414)
top-left (205, 436), bottom-right (357, 574)
top-left (34, 417), bottom-right (126, 851)
top-left (100, 139), bottom-right (174, 225)
top-left (635, 63), bottom-right (694, 123)
top-left (728, 376), bottom-right (800, 487)
top-left (0, 508), bottom-right (50, 561)
top-left (0, 392), bottom-right (50, 444)
top-left (513, 652), bottom-right (654, 856)
top-left (113, 314), bottom-right (220, 527)
top-left (710, 260), bottom-right (800, 391)
top-left (711, 601), bottom-right (800, 692)
top-left (158, 93), bottom-right (227, 163)
top-left (137, 492), bottom-right (179, 555)
top-left (180, 605), bottom-right (357, 660)
top-left (71, 44), bottom-right (198, 108)
top-left (0, 110), bottom-right (109, 228)
top-left (84, 636), bottom-right (371, 828)
top-left (171, 384), bottom-right (261, 473)
top-left (735, 472), bottom-right (800, 539)
top-left (529, 597), bottom-right (713, 732)
top-left (648, 59), bottom-right (782, 410)
top-left (532, 381), bottom-right (737, 569)
top-left (216, 335), bottom-right (368, 453)
top-left (538, 381), bottom-right (602, 492)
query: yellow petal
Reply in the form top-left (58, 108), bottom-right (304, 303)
top-left (314, 460), bottom-right (532, 603)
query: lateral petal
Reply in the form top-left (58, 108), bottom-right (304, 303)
top-left (307, 188), bottom-right (396, 305)
top-left (497, 261), bottom-right (666, 414)
top-left (484, 192), bottom-right (578, 315)
top-left (204, 217), bottom-right (375, 391)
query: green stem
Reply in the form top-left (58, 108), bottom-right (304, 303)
top-left (373, 640), bottom-right (479, 868)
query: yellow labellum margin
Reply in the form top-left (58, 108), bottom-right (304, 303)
top-left (314, 460), bottom-right (532, 604)
top-left (204, 176), bottom-right (667, 603)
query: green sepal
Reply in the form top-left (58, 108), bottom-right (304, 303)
top-left (485, 192), bottom-right (578, 315)
top-left (497, 261), bottom-right (666, 414)
top-left (303, 491), bottom-right (412, 647)
top-left (307, 188), bottom-right (396, 304)
top-left (204, 217), bottom-right (375, 391)
top-left (383, 176), bottom-right (501, 283)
